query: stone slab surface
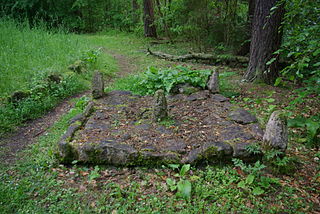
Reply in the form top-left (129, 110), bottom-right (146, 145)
top-left (58, 90), bottom-right (263, 166)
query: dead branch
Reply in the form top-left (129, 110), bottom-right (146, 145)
top-left (147, 48), bottom-right (249, 66)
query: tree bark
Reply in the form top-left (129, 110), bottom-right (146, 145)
top-left (143, 0), bottom-right (157, 38)
top-left (237, 0), bottom-right (256, 56)
top-left (132, 0), bottom-right (140, 24)
top-left (243, 0), bottom-right (285, 84)
top-left (248, 0), bottom-right (256, 27)
top-left (155, 0), bottom-right (171, 40)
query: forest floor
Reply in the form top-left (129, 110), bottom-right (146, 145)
top-left (0, 50), bottom-right (135, 165)
top-left (0, 33), bottom-right (319, 213)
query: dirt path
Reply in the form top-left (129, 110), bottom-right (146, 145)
top-left (0, 50), bottom-right (135, 165)
top-left (102, 48), bottom-right (138, 84)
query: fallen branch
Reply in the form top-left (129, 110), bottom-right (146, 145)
top-left (147, 48), bottom-right (249, 66)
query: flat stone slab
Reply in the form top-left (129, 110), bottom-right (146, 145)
top-left (58, 90), bottom-right (263, 166)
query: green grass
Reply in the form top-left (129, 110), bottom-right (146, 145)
top-left (0, 19), bottom-right (120, 135)
top-left (0, 19), bottom-right (90, 96)
top-left (84, 31), bottom-right (172, 72)
top-left (0, 22), bottom-right (170, 135)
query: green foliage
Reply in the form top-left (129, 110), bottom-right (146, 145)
top-left (88, 166), bottom-right (101, 181)
top-left (219, 71), bottom-right (240, 98)
top-left (176, 179), bottom-right (192, 199)
top-left (263, 149), bottom-right (298, 174)
top-left (288, 115), bottom-right (320, 148)
top-left (233, 159), bottom-right (281, 196)
top-left (166, 164), bottom-right (192, 199)
top-left (0, 18), bottom-right (89, 96)
top-left (0, 72), bottom-right (87, 135)
top-left (0, 98), bottom-right (86, 213)
top-left (277, 0), bottom-right (320, 95)
top-left (245, 143), bottom-right (263, 155)
top-left (1, 0), bottom-right (249, 50)
top-left (81, 48), bottom-right (100, 65)
top-left (0, 0), bottom-right (134, 32)
top-left (161, 0), bottom-right (248, 50)
top-left (136, 66), bottom-right (212, 95)
top-left (0, 19), bottom-right (103, 135)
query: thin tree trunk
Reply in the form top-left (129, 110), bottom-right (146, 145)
top-left (143, 0), bottom-right (157, 38)
top-left (132, 0), bottom-right (140, 24)
top-left (155, 0), bottom-right (171, 40)
top-left (237, 0), bottom-right (256, 56)
top-left (248, 0), bottom-right (256, 28)
top-left (243, 0), bottom-right (285, 84)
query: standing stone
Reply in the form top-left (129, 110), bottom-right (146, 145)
top-left (153, 89), bottom-right (168, 121)
top-left (263, 111), bottom-right (288, 152)
top-left (207, 70), bottom-right (219, 94)
top-left (92, 71), bottom-right (104, 99)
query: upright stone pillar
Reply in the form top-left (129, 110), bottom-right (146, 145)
top-left (153, 89), bottom-right (168, 121)
top-left (263, 111), bottom-right (288, 152)
top-left (207, 70), bottom-right (219, 94)
top-left (92, 71), bottom-right (104, 99)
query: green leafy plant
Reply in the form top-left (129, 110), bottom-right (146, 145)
top-left (166, 164), bottom-right (192, 199)
top-left (137, 66), bottom-right (212, 95)
top-left (81, 49), bottom-right (101, 65)
top-left (263, 149), bottom-right (298, 174)
top-left (233, 159), bottom-right (280, 196)
top-left (245, 143), bottom-right (262, 155)
top-left (275, 0), bottom-right (320, 102)
top-left (0, 73), bottom-right (87, 136)
top-left (288, 115), bottom-right (320, 148)
top-left (88, 166), bottom-right (101, 181)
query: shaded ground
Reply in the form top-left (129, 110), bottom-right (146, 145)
top-left (61, 90), bottom-right (264, 165)
top-left (0, 50), bottom-right (135, 165)
top-left (1, 40), bottom-right (319, 212)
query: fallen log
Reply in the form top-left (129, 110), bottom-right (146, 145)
top-left (147, 48), bottom-right (249, 67)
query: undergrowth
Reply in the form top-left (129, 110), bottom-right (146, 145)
top-left (0, 18), bottom-right (118, 135)
top-left (0, 97), bottom-right (312, 213)
top-left (0, 18), bottom-right (89, 96)
top-left (0, 21), bottom-right (318, 213)
top-left (106, 66), bottom-right (238, 98)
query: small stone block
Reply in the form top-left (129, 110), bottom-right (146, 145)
top-left (153, 89), bottom-right (168, 121)
top-left (207, 70), bottom-right (219, 94)
top-left (263, 111), bottom-right (288, 152)
top-left (92, 71), bottom-right (104, 99)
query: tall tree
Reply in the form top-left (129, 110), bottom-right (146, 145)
top-left (243, 0), bottom-right (285, 84)
top-left (132, 0), bottom-right (140, 24)
top-left (237, 0), bottom-right (256, 56)
top-left (155, 0), bottom-right (171, 40)
top-left (143, 0), bottom-right (157, 38)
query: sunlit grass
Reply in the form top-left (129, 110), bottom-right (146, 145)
top-left (0, 19), bottom-right (90, 97)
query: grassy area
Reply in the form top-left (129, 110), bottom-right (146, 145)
top-left (0, 19), bottom-right (120, 135)
top-left (0, 19), bottom-right (87, 96)
top-left (0, 20), bottom-right (319, 213)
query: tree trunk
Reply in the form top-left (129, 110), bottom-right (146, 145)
top-left (132, 0), bottom-right (140, 24)
top-left (155, 0), bottom-right (171, 40)
top-left (243, 0), bottom-right (285, 84)
top-left (237, 0), bottom-right (255, 56)
top-left (143, 0), bottom-right (157, 38)
top-left (248, 0), bottom-right (256, 27)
